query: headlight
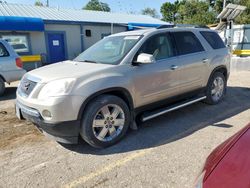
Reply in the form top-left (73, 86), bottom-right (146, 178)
top-left (194, 171), bottom-right (206, 188)
top-left (38, 78), bottom-right (76, 100)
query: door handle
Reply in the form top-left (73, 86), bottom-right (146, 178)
top-left (202, 58), bottom-right (209, 63)
top-left (171, 65), bottom-right (178, 70)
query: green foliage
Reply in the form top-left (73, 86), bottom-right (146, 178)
top-left (161, 0), bottom-right (250, 25)
top-left (235, 0), bottom-right (250, 24)
top-left (161, 1), bottom-right (181, 22)
top-left (178, 0), bottom-right (216, 25)
top-left (34, 0), bottom-right (44, 7)
top-left (141, 8), bottom-right (159, 18)
top-left (83, 0), bottom-right (111, 12)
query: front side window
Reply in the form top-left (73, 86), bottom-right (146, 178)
top-left (0, 43), bottom-right (9, 57)
top-left (135, 33), bottom-right (175, 61)
top-left (173, 31), bottom-right (204, 55)
top-left (1, 35), bottom-right (30, 54)
top-left (75, 35), bottom-right (141, 65)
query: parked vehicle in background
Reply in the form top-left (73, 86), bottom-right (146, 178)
top-left (16, 27), bottom-right (230, 148)
top-left (195, 123), bottom-right (250, 188)
top-left (0, 39), bottom-right (26, 96)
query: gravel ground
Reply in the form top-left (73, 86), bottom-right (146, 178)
top-left (0, 72), bottom-right (250, 188)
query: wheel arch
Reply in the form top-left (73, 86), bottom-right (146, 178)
top-left (212, 66), bottom-right (228, 80)
top-left (207, 66), bottom-right (228, 86)
top-left (77, 87), bottom-right (134, 120)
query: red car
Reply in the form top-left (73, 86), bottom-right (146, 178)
top-left (195, 123), bottom-right (250, 188)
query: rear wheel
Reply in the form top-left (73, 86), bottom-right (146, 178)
top-left (204, 72), bottom-right (226, 105)
top-left (80, 95), bottom-right (130, 148)
top-left (0, 77), bottom-right (5, 96)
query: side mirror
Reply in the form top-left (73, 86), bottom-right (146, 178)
top-left (136, 53), bottom-right (155, 64)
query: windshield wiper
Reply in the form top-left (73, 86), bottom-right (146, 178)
top-left (77, 60), bottom-right (98, 64)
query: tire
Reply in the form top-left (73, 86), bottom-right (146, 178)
top-left (0, 77), bottom-right (5, 96)
top-left (80, 95), bottom-right (131, 148)
top-left (204, 72), bottom-right (226, 105)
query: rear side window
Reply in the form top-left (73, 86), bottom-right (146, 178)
top-left (0, 43), bottom-right (9, 57)
top-left (200, 31), bottom-right (225, 49)
top-left (172, 32), bottom-right (204, 55)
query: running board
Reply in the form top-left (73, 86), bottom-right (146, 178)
top-left (141, 96), bottom-right (207, 122)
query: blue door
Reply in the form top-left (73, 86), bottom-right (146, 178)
top-left (47, 33), bottom-right (66, 63)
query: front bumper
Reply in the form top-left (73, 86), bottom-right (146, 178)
top-left (16, 101), bottom-right (80, 144)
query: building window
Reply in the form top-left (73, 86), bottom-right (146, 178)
top-left (85, 30), bottom-right (91, 37)
top-left (0, 34), bottom-right (30, 55)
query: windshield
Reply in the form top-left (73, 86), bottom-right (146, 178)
top-left (74, 35), bottom-right (141, 65)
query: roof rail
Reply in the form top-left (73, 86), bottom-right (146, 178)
top-left (157, 24), bottom-right (210, 29)
top-left (157, 25), bottom-right (175, 29)
top-left (175, 24), bottom-right (210, 29)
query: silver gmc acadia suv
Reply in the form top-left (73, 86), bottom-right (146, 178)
top-left (16, 27), bottom-right (230, 148)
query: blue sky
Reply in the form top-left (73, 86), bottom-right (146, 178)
top-left (6, 0), bottom-right (174, 15)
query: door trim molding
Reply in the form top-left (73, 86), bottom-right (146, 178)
top-left (44, 30), bottom-right (68, 63)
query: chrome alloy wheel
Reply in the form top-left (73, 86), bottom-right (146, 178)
top-left (211, 76), bottom-right (225, 102)
top-left (92, 104), bottom-right (125, 142)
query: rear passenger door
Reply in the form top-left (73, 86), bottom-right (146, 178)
top-left (172, 31), bottom-right (208, 94)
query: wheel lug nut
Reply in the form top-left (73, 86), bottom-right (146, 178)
top-left (110, 117), bottom-right (113, 120)
top-left (109, 125), bottom-right (112, 128)
top-left (112, 121), bottom-right (115, 124)
top-left (104, 121), bottom-right (107, 124)
top-left (107, 117), bottom-right (109, 120)
top-left (105, 125), bottom-right (108, 128)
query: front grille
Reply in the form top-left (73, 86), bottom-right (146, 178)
top-left (19, 77), bottom-right (37, 97)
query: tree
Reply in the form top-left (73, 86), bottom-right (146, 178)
top-left (141, 8), bottom-right (159, 18)
top-left (161, 0), bottom-right (216, 25)
top-left (177, 0), bottom-right (216, 25)
top-left (161, 0), bottom-right (250, 25)
top-left (83, 0), bottom-right (111, 12)
top-left (235, 0), bottom-right (250, 24)
top-left (34, 0), bottom-right (44, 6)
top-left (161, 1), bottom-right (180, 23)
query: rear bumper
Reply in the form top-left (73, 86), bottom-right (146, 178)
top-left (16, 100), bottom-right (80, 144)
top-left (3, 69), bottom-right (26, 83)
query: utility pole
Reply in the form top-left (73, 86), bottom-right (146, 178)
top-left (46, 0), bottom-right (49, 7)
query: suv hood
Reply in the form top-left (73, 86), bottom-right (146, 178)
top-left (27, 60), bottom-right (113, 83)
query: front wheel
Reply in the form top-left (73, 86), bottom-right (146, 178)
top-left (80, 95), bottom-right (131, 148)
top-left (204, 72), bottom-right (226, 105)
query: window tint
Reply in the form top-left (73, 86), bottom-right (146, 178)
top-left (135, 33), bottom-right (174, 61)
top-left (173, 32), bottom-right (204, 55)
top-left (0, 43), bottom-right (9, 57)
top-left (200, 31), bottom-right (225, 49)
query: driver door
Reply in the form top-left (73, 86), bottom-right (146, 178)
top-left (132, 33), bottom-right (182, 108)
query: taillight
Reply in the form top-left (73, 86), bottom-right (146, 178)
top-left (16, 58), bottom-right (23, 68)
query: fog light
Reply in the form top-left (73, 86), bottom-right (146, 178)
top-left (42, 110), bottom-right (52, 118)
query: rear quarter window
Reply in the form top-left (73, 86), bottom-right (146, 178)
top-left (200, 31), bottom-right (225, 49)
top-left (0, 43), bottom-right (9, 57)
